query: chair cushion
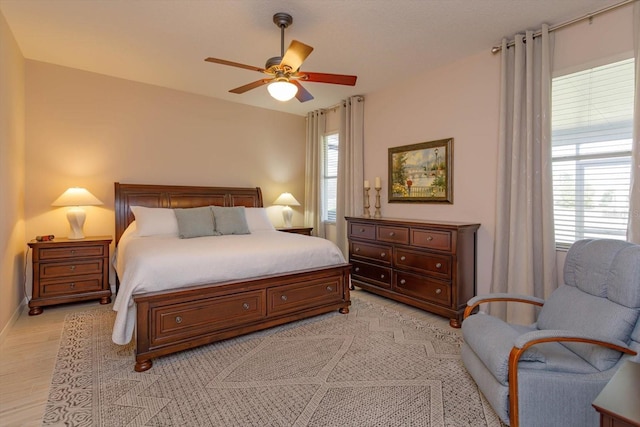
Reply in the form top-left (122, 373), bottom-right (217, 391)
top-left (537, 285), bottom-right (638, 371)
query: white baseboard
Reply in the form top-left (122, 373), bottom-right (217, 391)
top-left (0, 296), bottom-right (28, 347)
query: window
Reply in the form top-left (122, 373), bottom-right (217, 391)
top-left (551, 58), bottom-right (634, 247)
top-left (322, 133), bottom-right (339, 222)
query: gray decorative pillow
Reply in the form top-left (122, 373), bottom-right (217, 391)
top-left (211, 206), bottom-right (251, 235)
top-left (173, 206), bottom-right (219, 239)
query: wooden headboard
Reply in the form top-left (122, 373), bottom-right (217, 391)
top-left (114, 183), bottom-right (263, 245)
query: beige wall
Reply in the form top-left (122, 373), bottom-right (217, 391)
top-left (0, 10), bottom-right (26, 339)
top-left (363, 3), bottom-right (634, 296)
top-left (25, 61), bottom-right (306, 243)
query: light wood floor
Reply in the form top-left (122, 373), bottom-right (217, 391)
top-left (0, 290), bottom-right (450, 427)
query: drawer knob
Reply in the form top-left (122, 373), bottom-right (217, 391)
top-left (435, 289), bottom-right (442, 294)
top-left (355, 247), bottom-right (360, 252)
top-left (389, 231), bottom-right (395, 236)
top-left (175, 316), bottom-right (183, 324)
top-left (355, 267), bottom-right (360, 272)
top-left (326, 286), bottom-right (333, 292)
top-left (400, 279), bottom-right (406, 285)
top-left (70, 265), bottom-right (76, 271)
top-left (400, 256), bottom-right (406, 261)
top-left (380, 274), bottom-right (385, 279)
top-left (281, 295), bottom-right (288, 301)
top-left (71, 250), bottom-right (76, 255)
top-left (436, 263), bottom-right (442, 268)
top-left (380, 252), bottom-right (386, 258)
top-left (360, 228), bottom-right (365, 232)
top-left (427, 236), bottom-right (433, 241)
top-left (70, 282), bottom-right (75, 288)
top-left (242, 303), bottom-right (250, 310)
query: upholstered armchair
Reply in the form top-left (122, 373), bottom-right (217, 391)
top-left (461, 239), bottom-right (640, 427)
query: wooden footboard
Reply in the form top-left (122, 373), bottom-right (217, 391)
top-left (133, 264), bottom-right (351, 372)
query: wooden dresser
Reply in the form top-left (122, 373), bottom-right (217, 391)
top-left (346, 217), bottom-right (479, 327)
top-left (28, 236), bottom-right (112, 315)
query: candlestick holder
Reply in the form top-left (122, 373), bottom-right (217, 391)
top-left (363, 186), bottom-right (371, 218)
top-left (374, 186), bottom-right (382, 218)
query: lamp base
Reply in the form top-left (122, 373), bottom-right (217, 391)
top-left (281, 205), bottom-right (293, 228)
top-left (66, 207), bottom-right (86, 239)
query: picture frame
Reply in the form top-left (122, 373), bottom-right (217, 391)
top-left (388, 138), bottom-right (453, 203)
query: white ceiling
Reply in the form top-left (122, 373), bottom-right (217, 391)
top-left (0, 0), bottom-right (625, 116)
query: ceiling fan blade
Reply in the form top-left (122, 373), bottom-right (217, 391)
top-left (205, 57), bottom-right (265, 73)
top-left (297, 72), bottom-right (357, 86)
top-left (280, 40), bottom-right (314, 71)
top-left (292, 80), bottom-right (314, 102)
top-left (229, 79), bottom-right (272, 94)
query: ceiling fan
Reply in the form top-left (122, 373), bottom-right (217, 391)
top-left (204, 12), bottom-right (357, 103)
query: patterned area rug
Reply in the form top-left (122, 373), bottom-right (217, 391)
top-left (43, 293), bottom-right (504, 426)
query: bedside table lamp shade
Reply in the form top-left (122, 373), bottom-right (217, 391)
top-left (273, 192), bottom-right (300, 228)
top-left (52, 187), bottom-right (103, 239)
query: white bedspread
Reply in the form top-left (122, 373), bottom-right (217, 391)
top-left (112, 229), bottom-right (346, 344)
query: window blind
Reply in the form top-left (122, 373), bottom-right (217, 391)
top-left (323, 133), bottom-right (339, 222)
top-left (551, 58), bottom-right (634, 247)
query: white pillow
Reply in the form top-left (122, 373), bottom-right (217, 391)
top-left (130, 206), bottom-right (178, 237)
top-left (245, 207), bottom-right (275, 232)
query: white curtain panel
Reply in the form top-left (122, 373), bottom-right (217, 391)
top-left (490, 25), bottom-right (557, 324)
top-left (628, 2), bottom-right (640, 243)
top-left (335, 96), bottom-right (365, 257)
top-left (304, 110), bottom-right (326, 238)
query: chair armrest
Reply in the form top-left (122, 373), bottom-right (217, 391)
top-left (507, 329), bottom-right (637, 427)
top-left (464, 293), bottom-right (545, 319)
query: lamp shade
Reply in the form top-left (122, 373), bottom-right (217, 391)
top-left (273, 192), bottom-right (300, 206)
top-left (52, 187), bottom-right (103, 207)
top-left (267, 81), bottom-right (298, 102)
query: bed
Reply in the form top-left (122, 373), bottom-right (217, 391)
top-left (113, 182), bottom-right (351, 372)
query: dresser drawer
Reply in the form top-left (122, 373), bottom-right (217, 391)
top-left (350, 241), bottom-right (392, 265)
top-left (349, 222), bottom-right (376, 240)
top-left (411, 229), bottom-right (452, 251)
top-left (377, 226), bottom-right (409, 245)
top-left (39, 245), bottom-right (105, 260)
top-left (395, 248), bottom-right (452, 279)
top-left (394, 271), bottom-right (451, 306)
top-left (40, 259), bottom-right (104, 279)
top-left (152, 290), bottom-right (266, 346)
top-left (268, 278), bottom-right (344, 315)
top-left (40, 275), bottom-right (103, 296)
top-left (352, 260), bottom-right (392, 288)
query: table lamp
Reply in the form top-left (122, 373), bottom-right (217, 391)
top-left (273, 192), bottom-right (300, 228)
top-left (51, 187), bottom-right (103, 239)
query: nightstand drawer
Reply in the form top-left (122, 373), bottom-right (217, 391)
top-left (39, 245), bottom-right (105, 260)
top-left (350, 241), bottom-right (392, 265)
top-left (40, 259), bottom-right (104, 278)
top-left (40, 276), bottom-right (103, 296)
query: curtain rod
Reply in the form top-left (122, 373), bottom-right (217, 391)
top-left (491, 0), bottom-right (637, 53)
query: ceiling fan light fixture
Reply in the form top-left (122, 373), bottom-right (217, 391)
top-left (267, 80), bottom-right (298, 101)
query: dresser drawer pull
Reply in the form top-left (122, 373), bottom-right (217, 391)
top-left (175, 316), bottom-right (183, 324)
top-left (355, 247), bottom-right (360, 252)
top-left (69, 282), bottom-right (75, 288)
top-left (70, 265), bottom-right (76, 271)
top-left (400, 256), bottom-right (406, 261)
top-left (435, 289), bottom-right (442, 295)
top-left (427, 236), bottom-right (433, 241)
top-left (281, 295), bottom-right (288, 301)
top-left (71, 250), bottom-right (76, 255)
top-left (436, 263), bottom-right (442, 268)
top-left (326, 286), bottom-right (333, 292)
top-left (380, 274), bottom-right (385, 279)
top-left (355, 267), bottom-right (360, 272)
top-left (360, 228), bottom-right (365, 232)
top-left (399, 279), bottom-right (406, 285)
top-left (242, 303), bottom-right (250, 310)
top-left (380, 252), bottom-right (386, 258)
top-left (389, 231), bottom-right (395, 236)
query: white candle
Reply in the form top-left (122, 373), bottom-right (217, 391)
top-left (375, 177), bottom-right (381, 188)
top-left (364, 180), bottom-right (370, 188)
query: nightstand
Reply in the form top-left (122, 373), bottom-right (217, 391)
top-left (277, 227), bottom-right (313, 236)
top-left (592, 361), bottom-right (640, 426)
top-left (28, 236), bottom-right (113, 315)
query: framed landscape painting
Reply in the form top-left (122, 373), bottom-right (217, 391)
top-left (388, 138), bottom-right (453, 203)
